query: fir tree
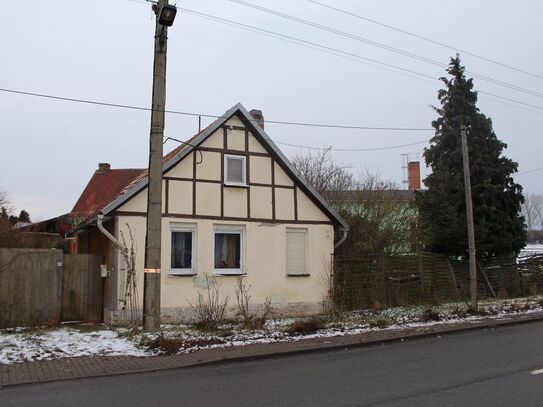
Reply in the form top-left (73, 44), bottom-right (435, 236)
top-left (18, 210), bottom-right (30, 223)
top-left (417, 56), bottom-right (526, 258)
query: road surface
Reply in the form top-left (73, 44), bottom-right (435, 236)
top-left (2, 321), bottom-right (543, 406)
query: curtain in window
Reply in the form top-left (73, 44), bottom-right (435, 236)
top-left (214, 233), bottom-right (241, 268)
top-left (171, 231), bottom-right (192, 269)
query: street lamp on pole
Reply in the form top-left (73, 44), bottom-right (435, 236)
top-left (143, 0), bottom-right (176, 332)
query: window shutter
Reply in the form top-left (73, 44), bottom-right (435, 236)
top-left (286, 229), bottom-right (307, 275)
top-left (226, 157), bottom-right (244, 183)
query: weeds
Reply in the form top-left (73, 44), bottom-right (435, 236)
top-left (235, 277), bottom-right (273, 330)
top-left (419, 308), bottom-right (441, 322)
top-left (144, 333), bottom-right (224, 355)
top-left (368, 317), bottom-right (391, 329)
top-left (285, 318), bottom-right (325, 336)
top-left (188, 275), bottom-right (230, 331)
top-left (321, 264), bottom-right (346, 323)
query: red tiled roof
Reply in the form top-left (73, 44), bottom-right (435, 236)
top-left (71, 168), bottom-right (144, 217)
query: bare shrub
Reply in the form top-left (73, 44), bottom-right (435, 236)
top-left (285, 318), bottom-right (325, 336)
top-left (321, 264), bottom-right (346, 323)
top-left (145, 333), bottom-right (224, 355)
top-left (235, 277), bottom-right (273, 330)
top-left (188, 275), bottom-right (230, 331)
top-left (368, 317), bottom-right (391, 329)
top-left (119, 225), bottom-right (140, 326)
top-left (419, 307), bottom-right (441, 322)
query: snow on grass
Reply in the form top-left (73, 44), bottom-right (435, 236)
top-left (1, 296), bottom-right (543, 364)
top-left (0, 326), bottom-right (146, 364)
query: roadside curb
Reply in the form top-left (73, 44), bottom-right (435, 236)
top-left (1, 312), bottom-right (542, 388)
top-left (188, 312), bottom-right (543, 368)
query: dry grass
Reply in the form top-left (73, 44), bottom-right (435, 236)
top-left (285, 318), bottom-right (325, 336)
top-left (188, 275), bottom-right (230, 331)
top-left (367, 317), bottom-right (391, 329)
top-left (235, 277), bottom-right (273, 330)
top-left (419, 308), bottom-right (441, 322)
top-left (144, 333), bottom-right (224, 355)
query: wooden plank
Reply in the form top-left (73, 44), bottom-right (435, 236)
top-left (60, 254), bottom-right (103, 323)
top-left (0, 248), bottom-right (62, 328)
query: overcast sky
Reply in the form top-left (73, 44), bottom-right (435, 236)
top-left (1, 0), bottom-right (542, 220)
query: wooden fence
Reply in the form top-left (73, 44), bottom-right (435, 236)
top-left (62, 254), bottom-right (103, 323)
top-left (0, 249), bottom-right (103, 328)
top-left (334, 252), bottom-right (539, 310)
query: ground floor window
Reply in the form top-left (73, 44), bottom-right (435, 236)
top-left (169, 224), bottom-right (195, 275)
top-left (214, 226), bottom-right (243, 274)
top-left (286, 228), bottom-right (308, 276)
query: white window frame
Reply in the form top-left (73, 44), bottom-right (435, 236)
top-left (213, 225), bottom-right (244, 275)
top-left (224, 154), bottom-right (247, 187)
top-left (286, 228), bottom-right (309, 276)
top-left (169, 223), bottom-right (196, 276)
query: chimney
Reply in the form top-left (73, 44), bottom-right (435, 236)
top-left (249, 109), bottom-right (264, 130)
top-left (407, 161), bottom-right (421, 190)
top-left (97, 163), bottom-right (111, 173)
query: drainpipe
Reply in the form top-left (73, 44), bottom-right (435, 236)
top-left (334, 226), bottom-right (349, 250)
top-left (97, 213), bottom-right (121, 249)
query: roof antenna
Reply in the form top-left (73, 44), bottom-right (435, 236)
top-left (198, 115), bottom-right (201, 132)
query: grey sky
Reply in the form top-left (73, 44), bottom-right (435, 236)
top-left (1, 0), bottom-right (542, 220)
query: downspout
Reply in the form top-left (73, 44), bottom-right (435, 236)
top-left (334, 226), bottom-right (349, 250)
top-left (97, 213), bottom-right (121, 249)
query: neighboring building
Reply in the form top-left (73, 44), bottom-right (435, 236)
top-left (72, 103), bottom-right (347, 324)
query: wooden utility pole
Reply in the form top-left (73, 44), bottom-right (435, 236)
top-left (461, 124), bottom-right (478, 312)
top-left (143, 0), bottom-right (170, 331)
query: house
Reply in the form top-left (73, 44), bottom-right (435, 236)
top-left (71, 103), bottom-right (348, 324)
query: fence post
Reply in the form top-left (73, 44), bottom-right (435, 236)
top-left (420, 251), bottom-right (433, 301)
top-left (381, 254), bottom-right (387, 305)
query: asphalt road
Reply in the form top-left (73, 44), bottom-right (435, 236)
top-left (2, 321), bottom-right (543, 407)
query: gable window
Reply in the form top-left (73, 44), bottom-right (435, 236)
top-left (224, 155), bottom-right (246, 186)
top-left (169, 224), bottom-right (196, 275)
top-left (286, 228), bottom-right (308, 276)
top-left (214, 226), bottom-right (243, 274)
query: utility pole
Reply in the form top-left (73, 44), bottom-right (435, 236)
top-left (461, 124), bottom-right (478, 312)
top-left (143, 0), bottom-right (177, 331)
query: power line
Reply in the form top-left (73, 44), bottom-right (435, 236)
top-left (0, 87), bottom-right (433, 131)
top-left (307, 0), bottom-right (543, 81)
top-left (229, 0), bottom-right (543, 99)
top-left (178, 8), bottom-right (439, 81)
top-left (127, 1), bottom-right (543, 115)
top-left (517, 167), bottom-right (543, 176)
top-left (176, 7), bottom-right (543, 113)
top-left (269, 139), bottom-right (429, 152)
top-left (164, 133), bottom-right (429, 152)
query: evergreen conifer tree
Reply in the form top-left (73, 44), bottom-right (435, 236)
top-left (18, 210), bottom-right (30, 223)
top-left (417, 56), bottom-right (526, 258)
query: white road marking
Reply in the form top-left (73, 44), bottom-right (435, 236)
top-left (530, 368), bottom-right (543, 375)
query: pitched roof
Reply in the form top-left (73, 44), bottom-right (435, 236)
top-left (100, 103), bottom-right (347, 228)
top-left (71, 168), bottom-right (144, 218)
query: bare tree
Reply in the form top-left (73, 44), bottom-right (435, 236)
top-left (522, 193), bottom-right (543, 231)
top-left (291, 147), bottom-right (355, 202)
top-left (291, 150), bottom-right (418, 255)
top-left (0, 189), bottom-right (8, 208)
top-left (339, 172), bottom-right (418, 254)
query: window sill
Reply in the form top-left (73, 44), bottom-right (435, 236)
top-left (213, 270), bottom-right (245, 276)
top-left (224, 183), bottom-right (249, 188)
top-left (168, 271), bottom-right (197, 277)
top-left (286, 273), bottom-right (311, 277)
